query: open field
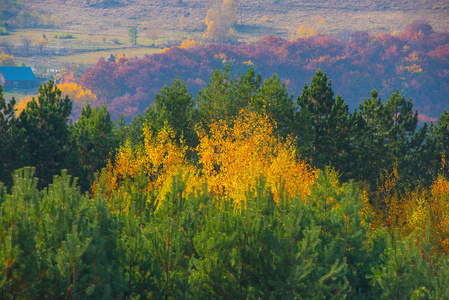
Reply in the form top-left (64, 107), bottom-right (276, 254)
top-left (0, 28), bottom-right (162, 71)
top-left (1, 0), bottom-right (448, 70)
top-left (54, 47), bottom-right (161, 64)
top-left (20, 0), bottom-right (449, 38)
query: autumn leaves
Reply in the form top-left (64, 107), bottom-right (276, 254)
top-left (101, 108), bottom-right (317, 211)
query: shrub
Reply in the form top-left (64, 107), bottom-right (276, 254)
top-left (52, 32), bottom-right (73, 39)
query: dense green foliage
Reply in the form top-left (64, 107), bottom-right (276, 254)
top-left (1, 167), bottom-right (448, 298)
top-left (1, 67), bottom-right (449, 298)
top-left (0, 81), bottom-right (117, 191)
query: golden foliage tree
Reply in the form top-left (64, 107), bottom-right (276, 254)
top-left (196, 109), bottom-right (317, 205)
top-left (96, 109), bottom-right (317, 213)
top-left (291, 16), bottom-right (325, 40)
top-left (180, 38), bottom-right (202, 49)
top-left (0, 52), bottom-right (16, 66)
top-left (35, 37), bottom-right (48, 54)
top-left (94, 125), bottom-right (197, 212)
top-left (427, 173), bottom-right (449, 253)
top-left (365, 157), bottom-right (449, 255)
top-left (203, 0), bottom-right (237, 42)
top-left (403, 158), bottom-right (449, 254)
top-left (57, 83), bottom-right (97, 110)
top-left (15, 95), bottom-right (35, 116)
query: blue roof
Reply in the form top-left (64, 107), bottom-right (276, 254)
top-left (0, 67), bottom-right (36, 82)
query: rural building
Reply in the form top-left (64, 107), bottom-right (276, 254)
top-left (0, 66), bottom-right (36, 88)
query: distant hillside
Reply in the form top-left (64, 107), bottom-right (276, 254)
top-left (22, 0), bottom-right (449, 41)
top-left (78, 21), bottom-right (449, 121)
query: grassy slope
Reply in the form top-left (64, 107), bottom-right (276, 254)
top-left (1, 0), bottom-right (448, 102)
top-left (21, 0), bottom-right (449, 38)
top-left (2, 0), bottom-right (447, 67)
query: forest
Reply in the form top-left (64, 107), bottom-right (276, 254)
top-left (1, 58), bottom-right (449, 298)
top-left (71, 20), bottom-right (449, 122)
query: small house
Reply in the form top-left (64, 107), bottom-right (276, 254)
top-left (0, 66), bottom-right (36, 88)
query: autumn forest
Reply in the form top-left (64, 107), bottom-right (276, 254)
top-left (1, 0), bottom-right (449, 298)
top-left (1, 58), bottom-right (449, 297)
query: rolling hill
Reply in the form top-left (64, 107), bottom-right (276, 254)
top-left (22, 0), bottom-right (449, 41)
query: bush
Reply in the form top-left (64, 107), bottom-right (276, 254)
top-left (52, 32), bottom-right (73, 39)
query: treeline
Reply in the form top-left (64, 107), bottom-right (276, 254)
top-left (78, 20), bottom-right (449, 121)
top-left (1, 67), bottom-right (449, 298)
top-left (1, 66), bottom-right (449, 208)
top-left (0, 82), bottom-right (118, 191)
top-left (0, 0), bottom-right (60, 34)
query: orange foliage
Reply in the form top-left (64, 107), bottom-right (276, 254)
top-left (94, 125), bottom-right (196, 211)
top-left (16, 83), bottom-right (95, 116)
top-left (57, 83), bottom-right (97, 109)
top-left (396, 51), bottom-right (423, 75)
top-left (262, 16), bottom-right (271, 23)
top-left (180, 39), bottom-right (202, 49)
top-left (97, 109), bottom-right (317, 213)
top-left (404, 51), bottom-right (420, 62)
top-left (15, 95), bottom-right (35, 116)
top-left (428, 174), bottom-right (449, 253)
top-left (397, 64), bottom-right (423, 74)
top-left (0, 52), bottom-right (16, 66)
top-left (365, 157), bottom-right (449, 255)
top-left (160, 47), bottom-right (171, 54)
top-left (196, 109), bottom-right (317, 206)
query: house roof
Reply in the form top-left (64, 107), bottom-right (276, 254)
top-left (0, 67), bottom-right (36, 82)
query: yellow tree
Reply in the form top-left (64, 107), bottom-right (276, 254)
top-left (94, 125), bottom-right (197, 212)
top-left (366, 157), bottom-right (449, 255)
top-left (291, 15), bottom-right (324, 40)
top-left (57, 83), bottom-right (97, 110)
top-left (35, 37), bottom-right (48, 54)
top-left (428, 174), bottom-right (449, 253)
top-left (196, 109), bottom-right (317, 206)
top-left (97, 109), bottom-right (317, 213)
top-left (364, 168), bottom-right (407, 231)
top-left (203, 0), bottom-right (237, 42)
top-left (180, 39), bottom-right (202, 49)
top-left (0, 52), bottom-right (16, 66)
top-left (15, 95), bottom-right (35, 116)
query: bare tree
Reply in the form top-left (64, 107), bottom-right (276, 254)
top-left (0, 39), bottom-right (13, 55)
top-left (146, 22), bottom-right (162, 46)
top-left (35, 38), bottom-right (48, 54)
top-left (21, 36), bottom-right (33, 55)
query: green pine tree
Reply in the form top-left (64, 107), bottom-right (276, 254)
top-left (17, 80), bottom-right (74, 189)
top-left (296, 70), bottom-right (352, 176)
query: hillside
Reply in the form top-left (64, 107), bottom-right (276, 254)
top-left (2, 0), bottom-right (448, 122)
top-left (23, 0), bottom-right (449, 41)
top-left (77, 21), bottom-right (449, 122)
